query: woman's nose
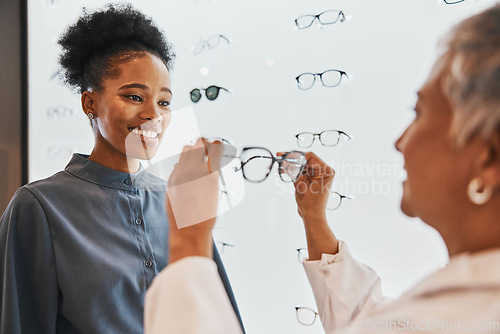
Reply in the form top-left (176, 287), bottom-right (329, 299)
top-left (140, 104), bottom-right (164, 121)
top-left (395, 130), bottom-right (406, 153)
top-left (150, 113), bottom-right (163, 123)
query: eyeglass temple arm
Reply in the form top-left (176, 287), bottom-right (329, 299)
top-left (339, 11), bottom-right (346, 22)
top-left (339, 130), bottom-right (352, 140)
top-left (219, 35), bottom-right (231, 43)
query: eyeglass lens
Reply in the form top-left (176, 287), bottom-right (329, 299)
top-left (319, 130), bottom-right (341, 146)
top-left (295, 307), bottom-right (318, 326)
top-left (190, 89), bottom-right (202, 102)
top-left (444, 0), bottom-right (465, 3)
top-left (207, 35), bottom-right (223, 48)
top-left (205, 85), bottom-right (220, 100)
top-left (239, 148), bottom-right (306, 183)
top-left (296, 133), bottom-right (315, 148)
top-left (278, 152), bottom-right (307, 182)
top-left (240, 148), bottom-right (274, 182)
top-left (317, 10), bottom-right (343, 25)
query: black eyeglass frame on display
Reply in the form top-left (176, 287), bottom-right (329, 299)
top-left (232, 147), bottom-right (307, 183)
top-left (295, 10), bottom-right (346, 30)
top-left (295, 70), bottom-right (349, 90)
top-left (295, 130), bottom-right (352, 148)
top-left (190, 85), bottom-right (230, 103)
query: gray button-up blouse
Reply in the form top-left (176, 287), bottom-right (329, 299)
top-left (0, 153), bottom-right (243, 333)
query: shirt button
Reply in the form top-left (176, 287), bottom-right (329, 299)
top-left (134, 218), bottom-right (142, 225)
top-left (145, 260), bottom-right (153, 268)
top-left (124, 178), bottom-right (132, 185)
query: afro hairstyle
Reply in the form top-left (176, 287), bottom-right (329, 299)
top-left (58, 3), bottom-right (175, 94)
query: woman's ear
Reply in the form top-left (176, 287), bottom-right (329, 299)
top-left (81, 91), bottom-right (96, 117)
top-left (480, 132), bottom-right (500, 190)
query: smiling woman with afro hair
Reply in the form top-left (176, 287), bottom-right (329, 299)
top-left (0, 4), bottom-right (243, 334)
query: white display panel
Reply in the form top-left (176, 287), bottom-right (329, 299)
top-left (28, 1), bottom-right (497, 333)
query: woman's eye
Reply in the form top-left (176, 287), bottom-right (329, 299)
top-left (127, 95), bottom-right (143, 102)
top-left (159, 101), bottom-right (171, 107)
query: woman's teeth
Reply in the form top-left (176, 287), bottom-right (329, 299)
top-left (131, 128), bottom-right (158, 139)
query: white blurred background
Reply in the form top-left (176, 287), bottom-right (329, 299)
top-left (28, 0), bottom-right (498, 332)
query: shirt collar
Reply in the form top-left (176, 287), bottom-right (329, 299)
top-left (65, 153), bottom-right (165, 191)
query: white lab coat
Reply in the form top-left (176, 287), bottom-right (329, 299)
top-left (144, 241), bottom-right (500, 333)
top-left (144, 257), bottom-right (243, 334)
top-left (304, 241), bottom-right (500, 333)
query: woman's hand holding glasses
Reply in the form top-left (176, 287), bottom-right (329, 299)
top-left (285, 152), bottom-right (339, 260)
top-left (166, 137), bottom-right (223, 264)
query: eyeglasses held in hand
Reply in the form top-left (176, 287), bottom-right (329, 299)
top-left (203, 137), bottom-right (237, 206)
top-left (295, 10), bottom-right (345, 30)
top-left (193, 34), bottom-right (231, 55)
top-left (233, 147), bottom-right (307, 183)
top-left (295, 306), bottom-right (318, 326)
top-left (190, 86), bottom-right (230, 103)
top-left (296, 130), bottom-right (352, 148)
top-left (327, 191), bottom-right (354, 211)
top-left (296, 70), bottom-right (349, 90)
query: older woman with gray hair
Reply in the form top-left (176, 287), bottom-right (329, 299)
top-left (144, 5), bottom-right (500, 333)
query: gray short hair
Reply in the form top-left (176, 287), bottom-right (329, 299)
top-left (441, 4), bottom-right (500, 147)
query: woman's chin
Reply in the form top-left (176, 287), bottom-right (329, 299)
top-left (124, 143), bottom-right (160, 161)
top-left (400, 193), bottom-right (418, 218)
top-left (125, 133), bottom-right (162, 161)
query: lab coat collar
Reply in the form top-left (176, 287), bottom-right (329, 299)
top-left (404, 247), bottom-right (500, 298)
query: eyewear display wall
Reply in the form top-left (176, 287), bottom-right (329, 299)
top-left (27, 1), bottom-right (496, 333)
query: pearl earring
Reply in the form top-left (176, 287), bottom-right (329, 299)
top-left (87, 113), bottom-right (94, 120)
top-left (467, 177), bottom-right (493, 205)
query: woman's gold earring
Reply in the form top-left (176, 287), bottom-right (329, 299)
top-left (467, 177), bottom-right (493, 205)
top-left (88, 113), bottom-right (95, 120)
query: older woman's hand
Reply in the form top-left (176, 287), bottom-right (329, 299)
top-left (279, 151), bottom-right (339, 259)
top-left (293, 152), bottom-right (335, 221)
top-left (166, 138), bottom-right (223, 264)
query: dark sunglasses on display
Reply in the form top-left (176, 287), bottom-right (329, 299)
top-left (190, 85), bottom-right (230, 103)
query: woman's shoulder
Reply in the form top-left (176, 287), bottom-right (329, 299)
top-left (22, 169), bottom-right (78, 195)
